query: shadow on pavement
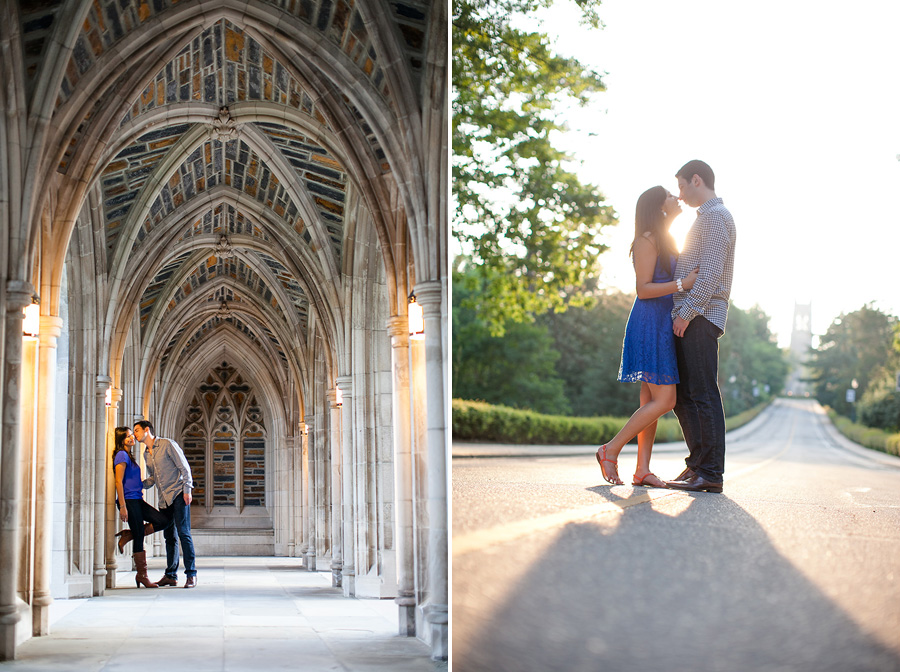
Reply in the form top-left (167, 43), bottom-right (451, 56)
top-left (453, 492), bottom-right (900, 672)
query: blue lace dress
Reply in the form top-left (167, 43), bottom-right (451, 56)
top-left (617, 253), bottom-right (680, 385)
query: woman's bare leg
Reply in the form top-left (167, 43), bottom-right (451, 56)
top-left (635, 382), bottom-right (657, 476)
top-left (604, 381), bottom-right (676, 462)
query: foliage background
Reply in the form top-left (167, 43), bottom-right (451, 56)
top-left (452, 262), bottom-right (788, 419)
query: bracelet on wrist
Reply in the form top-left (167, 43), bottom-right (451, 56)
top-left (676, 278), bottom-right (684, 293)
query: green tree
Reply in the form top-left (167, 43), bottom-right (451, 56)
top-left (543, 290), bottom-right (640, 417)
top-left (809, 304), bottom-right (897, 417)
top-left (452, 263), bottom-right (571, 415)
top-left (718, 303), bottom-right (790, 415)
top-left (858, 322), bottom-right (900, 431)
top-left (452, 0), bottom-right (617, 334)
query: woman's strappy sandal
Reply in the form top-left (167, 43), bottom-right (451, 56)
top-left (632, 471), bottom-right (668, 488)
top-left (596, 444), bottom-right (623, 485)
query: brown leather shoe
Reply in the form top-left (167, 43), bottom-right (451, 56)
top-left (184, 575), bottom-right (197, 589)
top-left (672, 466), bottom-right (695, 482)
top-left (667, 473), bottom-right (723, 493)
top-left (156, 575), bottom-right (178, 587)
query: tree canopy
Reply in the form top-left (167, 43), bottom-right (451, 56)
top-left (452, 0), bottom-right (617, 334)
top-left (809, 304), bottom-right (897, 417)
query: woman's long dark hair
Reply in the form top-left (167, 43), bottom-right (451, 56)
top-left (630, 185), bottom-right (678, 274)
top-left (112, 426), bottom-right (133, 467)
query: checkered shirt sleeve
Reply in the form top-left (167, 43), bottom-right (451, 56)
top-left (672, 199), bottom-right (736, 333)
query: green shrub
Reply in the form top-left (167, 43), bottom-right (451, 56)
top-left (858, 389), bottom-right (900, 432)
top-left (452, 399), bottom-right (769, 445)
top-left (826, 409), bottom-right (900, 457)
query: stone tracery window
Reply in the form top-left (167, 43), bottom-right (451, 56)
top-left (180, 361), bottom-right (266, 510)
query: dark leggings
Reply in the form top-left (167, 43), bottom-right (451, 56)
top-left (123, 499), bottom-right (172, 554)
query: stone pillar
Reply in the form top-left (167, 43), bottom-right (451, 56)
top-left (0, 282), bottom-right (34, 660)
top-left (18, 324), bottom-right (37, 618)
top-left (327, 390), bottom-right (343, 587)
top-left (303, 419), bottom-right (316, 571)
top-left (295, 430), bottom-right (307, 559)
top-left (288, 428), bottom-right (300, 558)
top-left (414, 281), bottom-right (448, 660)
top-left (105, 388), bottom-right (122, 589)
top-left (335, 375), bottom-right (355, 597)
top-left (92, 376), bottom-right (111, 595)
top-left (387, 316), bottom-right (416, 635)
top-left (32, 316), bottom-right (62, 635)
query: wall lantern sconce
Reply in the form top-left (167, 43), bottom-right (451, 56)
top-left (408, 294), bottom-right (425, 341)
top-left (336, 387), bottom-right (343, 407)
top-left (23, 302), bottom-right (40, 338)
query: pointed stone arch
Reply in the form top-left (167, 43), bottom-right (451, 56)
top-left (0, 0), bottom-right (448, 660)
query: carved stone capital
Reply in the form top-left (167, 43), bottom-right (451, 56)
top-left (335, 375), bottom-right (352, 396)
top-left (5, 280), bottom-right (34, 312)
top-left (38, 316), bottom-right (63, 346)
top-left (386, 316), bottom-right (410, 342)
top-left (412, 280), bottom-right (443, 318)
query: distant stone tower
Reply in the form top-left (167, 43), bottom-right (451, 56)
top-left (787, 303), bottom-right (812, 396)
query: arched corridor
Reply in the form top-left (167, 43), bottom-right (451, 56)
top-left (0, 0), bottom-right (447, 662)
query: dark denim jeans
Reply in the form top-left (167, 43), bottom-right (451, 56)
top-left (160, 496), bottom-right (197, 578)
top-left (673, 316), bottom-right (726, 482)
top-left (123, 499), bottom-right (171, 554)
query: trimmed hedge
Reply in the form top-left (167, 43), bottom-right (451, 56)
top-left (826, 410), bottom-right (900, 457)
top-left (452, 399), bottom-right (769, 445)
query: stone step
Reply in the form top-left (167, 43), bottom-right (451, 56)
top-left (190, 527), bottom-right (274, 556)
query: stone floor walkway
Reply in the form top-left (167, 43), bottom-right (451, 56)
top-left (0, 557), bottom-right (445, 672)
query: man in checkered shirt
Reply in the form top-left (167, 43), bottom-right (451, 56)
top-left (666, 160), bottom-right (736, 493)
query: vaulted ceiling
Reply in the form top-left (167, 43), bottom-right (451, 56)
top-left (21, 0), bottom-right (437, 413)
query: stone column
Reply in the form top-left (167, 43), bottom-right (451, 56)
top-left (295, 430), bottom-right (306, 559)
top-left (387, 316), bottom-right (416, 635)
top-left (92, 376), bottom-right (111, 595)
top-left (335, 375), bottom-right (355, 597)
top-left (326, 390), bottom-right (343, 586)
top-left (303, 419), bottom-right (316, 571)
top-left (414, 281), bottom-right (448, 660)
top-left (0, 282), bottom-right (34, 660)
top-left (18, 323), bottom-right (37, 617)
top-left (105, 388), bottom-right (122, 589)
top-left (32, 316), bottom-right (62, 635)
top-left (287, 428), bottom-right (300, 558)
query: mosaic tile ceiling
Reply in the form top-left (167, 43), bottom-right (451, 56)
top-left (88, 15), bottom-right (367, 382)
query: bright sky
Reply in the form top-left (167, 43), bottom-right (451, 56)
top-left (511, 0), bottom-right (900, 346)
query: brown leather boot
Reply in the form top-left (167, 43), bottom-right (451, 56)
top-left (116, 529), bottom-right (132, 554)
top-left (133, 551), bottom-right (158, 588)
top-left (116, 523), bottom-right (153, 553)
top-left (156, 574), bottom-right (178, 587)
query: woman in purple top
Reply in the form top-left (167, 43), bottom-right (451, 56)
top-left (112, 426), bottom-right (171, 588)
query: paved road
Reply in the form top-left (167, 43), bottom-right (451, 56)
top-left (451, 399), bottom-right (900, 671)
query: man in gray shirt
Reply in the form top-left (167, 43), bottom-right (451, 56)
top-left (134, 420), bottom-right (198, 588)
top-left (667, 160), bottom-right (736, 494)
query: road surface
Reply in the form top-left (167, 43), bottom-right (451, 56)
top-left (451, 399), bottom-right (900, 671)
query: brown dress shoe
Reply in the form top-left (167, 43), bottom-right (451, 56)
top-left (184, 575), bottom-right (197, 589)
top-left (672, 466), bottom-right (695, 482)
top-left (157, 575), bottom-right (178, 587)
top-left (667, 473), bottom-right (723, 493)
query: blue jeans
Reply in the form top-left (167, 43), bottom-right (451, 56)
top-left (673, 316), bottom-right (726, 482)
top-left (161, 496), bottom-right (197, 578)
